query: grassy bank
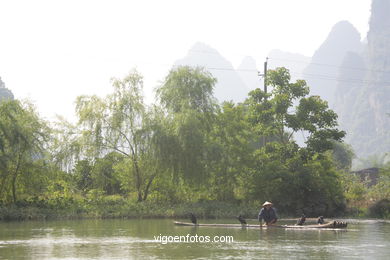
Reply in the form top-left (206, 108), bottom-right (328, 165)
top-left (1, 195), bottom-right (389, 221)
top-left (0, 198), bottom-right (259, 221)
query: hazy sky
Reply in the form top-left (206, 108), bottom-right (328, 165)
top-left (0, 0), bottom-right (371, 121)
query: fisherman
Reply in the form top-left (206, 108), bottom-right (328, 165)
top-left (258, 201), bottom-right (278, 226)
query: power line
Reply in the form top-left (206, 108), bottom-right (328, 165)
top-left (172, 64), bottom-right (258, 73)
top-left (268, 57), bottom-right (390, 75)
top-left (68, 50), bottom-right (390, 85)
top-left (178, 53), bottom-right (390, 83)
top-left (187, 51), bottom-right (390, 76)
top-left (172, 63), bottom-right (390, 86)
top-left (187, 49), bottom-right (255, 59)
top-left (291, 72), bottom-right (390, 85)
top-left (173, 64), bottom-right (390, 85)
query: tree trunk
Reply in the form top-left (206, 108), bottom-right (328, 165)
top-left (12, 173), bottom-right (17, 204)
top-left (142, 173), bottom-right (156, 201)
top-left (12, 152), bottom-right (22, 204)
top-left (133, 162), bottom-right (143, 202)
top-left (137, 190), bottom-right (143, 202)
top-left (0, 173), bottom-right (8, 198)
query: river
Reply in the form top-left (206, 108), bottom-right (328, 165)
top-left (0, 218), bottom-right (389, 259)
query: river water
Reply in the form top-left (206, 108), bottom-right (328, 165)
top-left (0, 218), bottom-right (389, 259)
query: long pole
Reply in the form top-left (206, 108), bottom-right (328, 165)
top-left (262, 57), bottom-right (268, 147)
top-left (264, 57), bottom-right (268, 94)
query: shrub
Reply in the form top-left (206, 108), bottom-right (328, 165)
top-left (369, 199), bottom-right (390, 218)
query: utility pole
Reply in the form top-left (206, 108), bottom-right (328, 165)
top-left (264, 57), bottom-right (268, 94)
top-left (258, 57), bottom-right (268, 94)
top-left (258, 57), bottom-right (269, 147)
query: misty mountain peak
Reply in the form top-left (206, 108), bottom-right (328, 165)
top-left (237, 56), bottom-right (259, 90)
top-left (238, 56), bottom-right (257, 70)
top-left (302, 20), bottom-right (363, 106)
top-left (175, 42), bottom-right (249, 103)
top-left (369, 0), bottom-right (390, 33)
top-left (317, 21), bottom-right (362, 58)
top-left (0, 77), bottom-right (14, 101)
top-left (334, 0), bottom-right (390, 157)
top-left (0, 77), bottom-right (5, 89)
top-left (189, 42), bottom-right (220, 55)
top-left (330, 21), bottom-right (361, 38)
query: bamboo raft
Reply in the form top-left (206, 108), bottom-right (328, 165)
top-left (174, 221), bottom-right (347, 229)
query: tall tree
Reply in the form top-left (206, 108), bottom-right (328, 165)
top-left (75, 69), bottom-right (157, 202)
top-left (207, 102), bottom-right (255, 201)
top-left (0, 100), bottom-right (48, 203)
top-left (245, 68), bottom-right (346, 215)
top-left (246, 67), bottom-right (345, 156)
top-left (330, 141), bottom-right (355, 171)
top-left (155, 66), bottom-right (217, 185)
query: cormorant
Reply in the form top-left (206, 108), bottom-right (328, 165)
top-left (296, 214), bottom-right (306, 225)
top-left (237, 214), bottom-right (247, 225)
top-left (189, 213), bottom-right (197, 225)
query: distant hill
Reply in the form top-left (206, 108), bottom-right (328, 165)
top-left (174, 42), bottom-right (250, 103)
top-left (0, 77), bottom-right (14, 102)
top-left (302, 21), bottom-right (363, 107)
top-left (267, 49), bottom-right (311, 81)
top-left (171, 2), bottom-right (389, 159)
top-left (334, 0), bottom-right (390, 157)
top-left (236, 56), bottom-right (260, 91)
top-left (174, 44), bottom-right (313, 103)
top-left (333, 51), bottom-right (366, 134)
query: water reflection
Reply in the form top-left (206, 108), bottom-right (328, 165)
top-left (0, 219), bottom-right (389, 259)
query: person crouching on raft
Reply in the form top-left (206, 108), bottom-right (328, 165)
top-left (258, 201), bottom-right (278, 226)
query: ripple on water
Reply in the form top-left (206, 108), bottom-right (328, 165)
top-left (0, 219), bottom-right (389, 259)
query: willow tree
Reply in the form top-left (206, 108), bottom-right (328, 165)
top-left (75, 70), bottom-right (157, 202)
top-left (155, 66), bottom-right (217, 188)
top-left (0, 100), bottom-right (48, 203)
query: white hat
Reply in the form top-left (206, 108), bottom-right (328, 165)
top-left (262, 201), bottom-right (273, 206)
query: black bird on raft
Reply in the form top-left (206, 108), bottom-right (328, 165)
top-left (333, 221), bottom-right (348, 228)
top-left (237, 215), bottom-right (247, 225)
top-left (317, 216), bottom-right (324, 224)
top-left (296, 214), bottom-right (306, 226)
top-left (189, 213), bottom-right (197, 225)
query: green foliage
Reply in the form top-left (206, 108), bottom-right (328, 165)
top-left (342, 173), bottom-right (367, 203)
top-left (368, 166), bottom-right (390, 201)
top-left (155, 66), bottom-right (218, 185)
top-left (246, 68), bottom-right (344, 155)
top-left (75, 69), bottom-right (159, 202)
top-left (157, 66), bottom-right (216, 114)
top-left (91, 152), bottom-right (123, 195)
top-left (247, 143), bottom-right (345, 216)
top-left (0, 100), bottom-right (50, 204)
top-left (73, 160), bottom-right (93, 194)
top-left (369, 199), bottom-right (390, 218)
top-left (207, 102), bottom-right (255, 201)
top-left (337, 164), bottom-right (390, 218)
top-left (0, 66), bottom-right (376, 220)
top-left (244, 68), bottom-right (346, 216)
top-left (330, 141), bottom-right (355, 171)
top-left (355, 153), bottom-right (390, 169)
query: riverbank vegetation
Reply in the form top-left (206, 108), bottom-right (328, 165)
top-left (1, 66), bottom-right (389, 221)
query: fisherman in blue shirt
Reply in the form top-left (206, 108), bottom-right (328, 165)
top-left (258, 201), bottom-right (278, 226)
